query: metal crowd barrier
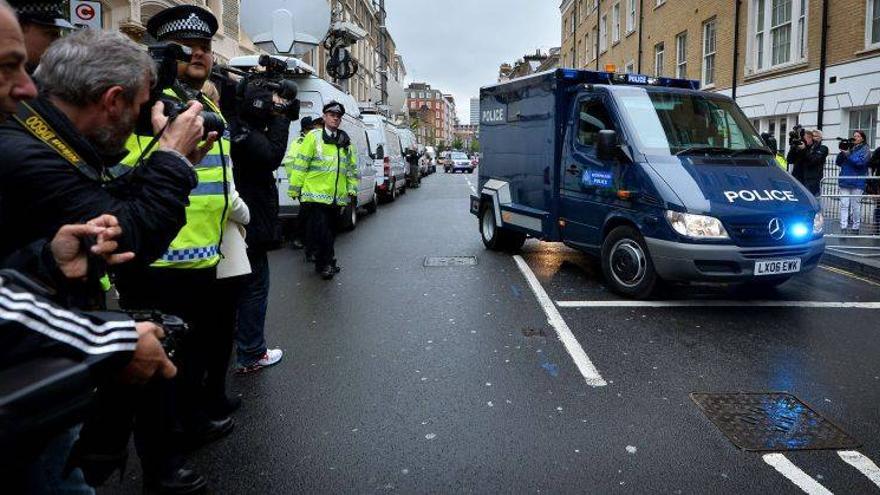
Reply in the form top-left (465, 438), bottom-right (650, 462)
top-left (817, 158), bottom-right (879, 256)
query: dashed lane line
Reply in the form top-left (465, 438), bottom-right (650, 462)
top-left (555, 300), bottom-right (880, 309)
top-left (838, 451), bottom-right (880, 489)
top-left (763, 453), bottom-right (834, 495)
top-left (513, 255), bottom-right (607, 387)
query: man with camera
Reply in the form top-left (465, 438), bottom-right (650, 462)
top-left (115, 4), bottom-right (241, 456)
top-left (786, 127), bottom-right (828, 197)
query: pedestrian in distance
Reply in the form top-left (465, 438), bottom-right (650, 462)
top-left (786, 129), bottom-right (828, 197)
top-left (285, 116), bottom-right (324, 258)
top-left (286, 101), bottom-right (357, 280)
top-left (836, 130), bottom-right (871, 234)
top-left (761, 132), bottom-right (788, 171)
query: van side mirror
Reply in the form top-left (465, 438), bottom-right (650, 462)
top-left (597, 130), bottom-right (618, 161)
top-left (376, 145), bottom-right (385, 159)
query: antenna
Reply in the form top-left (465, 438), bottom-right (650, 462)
top-left (239, 0), bottom-right (331, 55)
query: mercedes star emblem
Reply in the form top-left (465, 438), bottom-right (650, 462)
top-left (768, 217), bottom-right (786, 241)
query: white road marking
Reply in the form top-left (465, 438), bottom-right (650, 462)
top-left (762, 453), bottom-right (834, 495)
top-left (513, 255), bottom-right (607, 387)
top-left (465, 177), bottom-right (477, 194)
top-left (555, 300), bottom-right (880, 309)
top-left (838, 451), bottom-right (880, 488)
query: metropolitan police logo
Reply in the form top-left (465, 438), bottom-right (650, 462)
top-left (768, 217), bottom-right (786, 241)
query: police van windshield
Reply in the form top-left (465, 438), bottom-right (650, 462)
top-left (615, 88), bottom-right (765, 156)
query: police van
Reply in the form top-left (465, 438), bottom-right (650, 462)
top-left (471, 68), bottom-right (825, 298)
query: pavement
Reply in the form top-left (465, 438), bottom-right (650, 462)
top-left (100, 172), bottom-right (880, 494)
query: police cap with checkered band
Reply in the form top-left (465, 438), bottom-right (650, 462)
top-left (8, 0), bottom-right (74, 29)
top-left (146, 5), bottom-right (218, 42)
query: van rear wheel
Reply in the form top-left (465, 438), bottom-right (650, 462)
top-left (601, 225), bottom-right (659, 299)
top-left (480, 206), bottom-right (526, 252)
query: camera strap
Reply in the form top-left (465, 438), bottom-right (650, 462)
top-left (13, 102), bottom-right (103, 182)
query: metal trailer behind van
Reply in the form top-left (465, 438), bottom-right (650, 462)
top-left (471, 69), bottom-right (825, 298)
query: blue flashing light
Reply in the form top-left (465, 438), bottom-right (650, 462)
top-left (561, 68), bottom-right (580, 80)
top-left (790, 222), bottom-right (810, 239)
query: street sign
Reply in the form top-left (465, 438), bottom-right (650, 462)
top-left (70, 1), bottom-right (102, 29)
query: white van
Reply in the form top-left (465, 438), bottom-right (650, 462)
top-left (361, 113), bottom-right (407, 202)
top-left (228, 56), bottom-right (378, 230)
top-left (394, 127), bottom-right (426, 177)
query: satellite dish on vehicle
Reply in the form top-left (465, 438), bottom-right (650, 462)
top-left (240, 0), bottom-right (331, 55)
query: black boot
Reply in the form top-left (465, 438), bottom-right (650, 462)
top-left (331, 259), bottom-right (341, 274)
top-left (320, 265), bottom-right (335, 280)
top-left (143, 467), bottom-right (207, 494)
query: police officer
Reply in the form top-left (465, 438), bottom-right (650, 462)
top-left (285, 116), bottom-right (323, 256)
top-left (7, 0), bottom-right (72, 73)
top-left (286, 102), bottom-right (358, 280)
top-left (113, 5), bottom-right (236, 489)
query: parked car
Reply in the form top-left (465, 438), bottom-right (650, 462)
top-left (424, 146), bottom-right (437, 174)
top-left (229, 55), bottom-right (377, 231)
top-left (362, 113), bottom-right (407, 202)
top-left (449, 151), bottom-right (474, 173)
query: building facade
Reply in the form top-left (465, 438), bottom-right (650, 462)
top-left (454, 124), bottom-right (479, 151)
top-left (406, 83), bottom-right (457, 146)
top-left (470, 97), bottom-right (480, 125)
top-left (497, 48), bottom-right (561, 82)
top-left (560, 0), bottom-right (880, 154)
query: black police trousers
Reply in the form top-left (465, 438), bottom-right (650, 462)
top-left (302, 202), bottom-right (338, 270)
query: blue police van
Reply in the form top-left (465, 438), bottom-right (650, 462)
top-left (470, 69), bottom-right (825, 298)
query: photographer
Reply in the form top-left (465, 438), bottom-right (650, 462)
top-left (405, 146), bottom-right (421, 188)
top-left (229, 83), bottom-right (290, 373)
top-left (786, 128), bottom-right (828, 196)
top-left (837, 130), bottom-right (871, 234)
top-left (0, 27), bottom-right (206, 307)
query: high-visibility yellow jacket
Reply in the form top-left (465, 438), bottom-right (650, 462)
top-left (282, 129), bottom-right (357, 205)
top-left (283, 136), bottom-right (304, 199)
top-left (775, 153), bottom-right (788, 172)
top-left (119, 90), bottom-right (231, 269)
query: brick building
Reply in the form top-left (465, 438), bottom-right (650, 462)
top-left (406, 83), bottom-right (457, 146)
top-left (560, 0), bottom-right (880, 154)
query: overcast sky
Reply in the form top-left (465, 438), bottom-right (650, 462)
top-left (384, 1), bottom-right (561, 123)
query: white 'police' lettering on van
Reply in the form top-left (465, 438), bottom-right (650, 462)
top-left (723, 190), bottom-right (799, 203)
top-left (482, 108), bottom-right (505, 123)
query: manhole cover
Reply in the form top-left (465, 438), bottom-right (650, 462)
top-left (424, 256), bottom-right (477, 267)
top-left (690, 392), bottom-right (860, 452)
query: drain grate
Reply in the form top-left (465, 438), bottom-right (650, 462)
top-left (424, 256), bottom-right (477, 267)
top-left (690, 392), bottom-right (860, 452)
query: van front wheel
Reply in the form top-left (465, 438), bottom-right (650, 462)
top-left (601, 226), bottom-right (659, 299)
top-left (480, 206), bottom-right (526, 252)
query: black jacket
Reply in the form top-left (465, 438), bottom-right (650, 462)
top-left (0, 96), bottom-right (197, 268)
top-left (786, 142), bottom-right (828, 195)
top-left (230, 116), bottom-right (290, 250)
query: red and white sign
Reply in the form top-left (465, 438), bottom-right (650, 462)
top-left (70, 1), bottom-right (102, 29)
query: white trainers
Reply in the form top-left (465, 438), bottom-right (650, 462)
top-left (236, 348), bottom-right (283, 374)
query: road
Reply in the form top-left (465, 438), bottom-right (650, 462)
top-left (103, 172), bottom-right (880, 494)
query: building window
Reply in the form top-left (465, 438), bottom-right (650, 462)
top-left (591, 27), bottom-right (598, 60)
top-left (612, 3), bottom-right (621, 43)
top-left (586, 32), bottom-right (592, 62)
top-left (751, 0), bottom-right (807, 71)
top-left (676, 32), bottom-right (687, 79)
top-left (702, 19), bottom-right (717, 86)
top-left (656, 0), bottom-right (666, 6)
top-left (868, 0), bottom-right (880, 47)
top-left (600, 15), bottom-right (607, 52)
top-left (654, 43), bottom-right (664, 77)
top-left (627, 0), bottom-right (636, 33)
top-left (850, 108), bottom-right (877, 146)
top-left (625, 60), bottom-right (635, 73)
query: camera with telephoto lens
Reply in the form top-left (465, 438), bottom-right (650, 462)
top-left (837, 137), bottom-right (854, 151)
top-left (124, 309), bottom-right (189, 362)
top-left (788, 124), bottom-right (806, 147)
top-left (236, 54), bottom-right (301, 122)
top-left (135, 42), bottom-right (225, 140)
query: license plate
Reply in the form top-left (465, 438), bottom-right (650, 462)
top-left (754, 259), bottom-right (801, 276)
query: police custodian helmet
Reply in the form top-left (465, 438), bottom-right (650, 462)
top-left (146, 5), bottom-right (219, 42)
top-left (8, 0), bottom-right (73, 29)
top-left (323, 101), bottom-right (346, 116)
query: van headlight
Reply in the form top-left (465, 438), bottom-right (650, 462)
top-left (666, 211), bottom-right (729, 239)
top-left (813, 212), bottom-right (825, 235)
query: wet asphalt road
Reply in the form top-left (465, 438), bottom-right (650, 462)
top-left (102, 172), bottom-right (880, 494)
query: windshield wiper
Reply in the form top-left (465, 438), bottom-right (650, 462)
top-left (730, 148), bottom-right (776, 157)
top-left (674, 146), bottom-right (734, 156)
